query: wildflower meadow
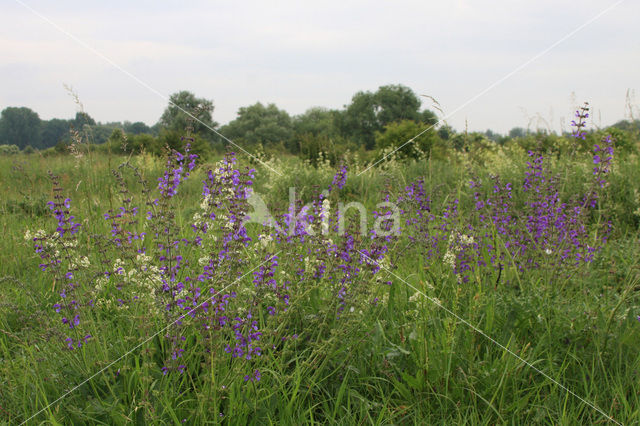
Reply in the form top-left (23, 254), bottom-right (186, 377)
top-left (2, 106), bottom-right (640, 424)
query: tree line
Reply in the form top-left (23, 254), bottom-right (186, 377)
top-left (1, 84), bottom-right (638, 160)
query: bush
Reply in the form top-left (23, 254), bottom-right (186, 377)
top-left (375, 120), bottom-right (441, 160)
top-left (0, 144), bottom-right (20, 155)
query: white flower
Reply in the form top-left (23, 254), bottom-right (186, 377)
top-left (79, 256), bottom-right (90, 268)
top-left (443, 250), bottom-right (456, 270)
top-left (200, 194), bottom-right (212, 210)
top-left (258, 234), bottom-right (273, 248)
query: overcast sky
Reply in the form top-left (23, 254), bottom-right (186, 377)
top-left (1, 0), bottom-right (638, 134)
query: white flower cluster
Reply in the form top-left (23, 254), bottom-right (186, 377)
top-left (70, 256), bottom-right (90, 269)
top-left (95, 254), bottom-right (163, 315)
top-left (258, 233), bottom-right (273, 248)
top-left (320, 198), bottom-right (330, 235)
top-left (200, 194), bottom-right (212, 211)
top-left (443, 231), bottom-right (475, 271)
top-left (24, 229), bottom-right (47, 241)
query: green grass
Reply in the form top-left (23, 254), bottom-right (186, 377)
top-left (1, 148), bottom-right (640, 425)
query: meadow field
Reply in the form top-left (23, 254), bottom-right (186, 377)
top-left (1, 122), bottom-right (640, 424)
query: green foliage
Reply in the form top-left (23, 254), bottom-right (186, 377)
top-left (437, 123), bottom-right (455, 141)
top-left (158, 129), bottom-right (212, 158)
top-left (0, 144), bottom-right (20, 155)
top-left (337, 84), bottom-right (437, 149)
top-left (159, 90), bottom-right (218, 136)
top-left (106, 128), bottom-right (156, 155)
top-left (123, 121), bottom-right (151, 135)
top-left (1, 146), bottom-right (640, 424)
top-left (0, 106), bottom-right (42, 149)
top-left (604, 127), bottom-right (638, 154)
top-left (420, 108), bottom-right (439, 126)
top-left (374, 84), bottom-right (422, 126)
top-left (512, 131), bottom-right (570, 155)
top-left (72, 111), bottom-right (96, 129)
top-left (221, 102), bottom-right (293, 149)
top-left (508, 127), bottom-right (528, 139)
top-left (296, 133), bottom-right (356, 167)
top-left (375, 120), bottom-right (441, 159)
top-left (336, 90), bottom-right (378, 149)
top-left (611, 118), bottom-right (640, 133)
top-left (107, 128), bottom-right (212, 158)
top-left (293, 107), bottom-right (339, 143)
top-left (40, 118), bottom-right (71, 149)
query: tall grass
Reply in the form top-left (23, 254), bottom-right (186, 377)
top-left (1, 137), bottom-right (639, 424)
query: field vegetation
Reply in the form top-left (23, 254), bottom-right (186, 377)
top-left (1, 99), bottom-right (640, 424)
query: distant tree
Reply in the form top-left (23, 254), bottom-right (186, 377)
top-left (106, 128), bottom-right (127, 152)
top-left (337, 84), bottom-right (431, 149)
top-left (293, 107), bottom-right (338, 138)
top-left (41, 118), bottom-right (71, 148)
top-left (107, 128), bottom-right (160, 155)
top-left (72, 111), bottom-right (96, 129)
top-left (292, 107), bottom-right (340, 154)
top-left (221, 102), bottom-right (293, 150)
top-left (375, 120), bottom-right (440, 159)
top-left (374, 84), bottom-right (422, 126)
top-left (158, 129), bottom-right (211, 158)
top-left (124, 121), bottom-right (151, 135)
top-left (337, 91), bottom-right (379, 149)
top-left (420, 109), bottom-right (439, 126)
top-left (611, 119), bottom-right (640, 133)
top-left (159, 91), bottom-right (218, 137)
top-left (602, 127), bottom-right (636, 154)
top-left (508, 127), bottom-right (527, 139)
top-left (484, 129), bottom-right (507, 144)
top-left (0, 107), bottom-right (42, 149)
top-left (89, 123), bottom-right (121, 144)
top-left (149, 122), bottom-right (163, 136)
top-left (437, 124), bottom-right (455, 141)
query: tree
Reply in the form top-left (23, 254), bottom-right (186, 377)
top-left (375, 120), bottom-right (440, 159)
top-left (337, 84), bottom-right (431, 149)
top-left (293, 107), bottom-right (339, 138)
top-left (41, 118), bottom-right (71, 149)
top-left (374, 84), bottom-right (422, 126)
top-left (124, 121), bottom-right (151, 135)
top-left (508, 127), bottom-right (527, 139)
top-left (0, 107), bottom-right (41, 149)
top-left (221, 102), bottom-right (293, 150)
top-left (420, 109), bottom-right (439, 127)
top-left (159, 91), bottom-right (218, 137)
top-left (158, 129), bottom-right (211, 158)
top-left (437, 124), bottom-right (455, 141)
top-left (107, 128), bottom-right (161, 155)
top-left (72, 111), bottom-right (96, 129)
top-left (292, 107), bottom-right (340, 154)
top-left (336, 91), bottom-right (379, 149)
top-left (484, 129), bottom-right (508, 144)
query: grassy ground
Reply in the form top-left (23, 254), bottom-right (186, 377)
top-left (1, 147), bottom-right (640, 425)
